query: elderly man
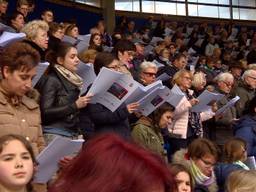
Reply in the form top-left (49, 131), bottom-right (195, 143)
top-left (233, 69), bottom-right (256, 118)
top-left (214, 72), bottom-right (237, 146)
top-left (137, 61), bottom-right (157, 86)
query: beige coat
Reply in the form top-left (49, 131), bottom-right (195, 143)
top-left (0, 87), bottom-right (45, 156)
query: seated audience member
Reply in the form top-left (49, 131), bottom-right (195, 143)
top-left (0, 134), bottom-right (37, 192)
top-left (0, 41), bottom-right (45, 156)
top-left (168, 70), bottom-right (215, 155)
top-left (198, 57), bottom-right (217, 85)
top-left (214, 72), bottom-right (236, 146)
top-left (215, 138), bottom-right (249, 192)
top-left (48, 22), bottom-right (65, 52)
top-left (233, 69), bottom-right (256, 118)
top-left (169, 164), bottom-right (193, 192)
top-left (6, 11), bottom-right (25, 32)
top-left (78, 49), bottom-right (97, 64)
top-left (234, 96), bottom-right (256, 158)
top-left (38, 42), bottom-right (92, 143)
top-left (137, 61), bottom-right (157, 85)
top-left (79, 52), bottom-right (139, 139)
top-left (21, 20), bottom-right (49, 61)
top-left (172, 138), bottom-right (219, 192)
top-left (16, 0), bottom-right (29, 20)
top-left (65, 24), bottom-right (79, 39)
top-left (226, 170), bottom-right (256, 192)
top-left (48, 133), bottom-right (175, 192)
top-left (0, 0), bottom-right (8, 24)
top-left (88, 33), bottom-right (103, 52)
top-left (41, 9), bottom-right (54, 24)
top-left (132, 103), bottom-right (174, 161)
top-left (131, 40), bottom-right (146, 72)
top-left (96, 20), bottom-right (112, 47)
top-left (205, 36), bottom-right (219, 57)
top-left (112, 39), bottom-right (136, 76)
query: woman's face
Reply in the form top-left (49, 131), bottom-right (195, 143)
top-left (0, 140), bottom-right (33, 190)
top-left (11, 14), bottom-right (24, 31)
top-left (179, 73), bottom-right (192, 91)
top-left (70, 27), bottom-right (79, 38)
top-left (2, 66), bottom-right (37, 96)
top-left (118, 50), bottom-right (135, 64)
top-left (158, 111), bottom-right (173, 129)
top-left (175, 171), bottom-right (191, 192)
top-left (93, 35), bottom-right (102, 46)
top-left (53, 28), bottom-right (65, 40)
top-left (193, 153), bottom-right (216, 177)
top-left (58, 47), bottom-right (80, 73)
top-left (107, 59), bottom-right (121, 72)
top-left (33, 28), bottom-right (49, 50)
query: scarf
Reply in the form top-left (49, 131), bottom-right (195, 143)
top-left (185, 90), bottom-right (203, 137)
top-left (54, 64), bottom-right (83, 89)
top-left (233, 161), bottom-right (250, 170)
top-left (190, 160), bottom-right (215, 187)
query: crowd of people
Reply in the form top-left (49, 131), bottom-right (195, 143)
top-left (0, 0), bottom-right (256, 192)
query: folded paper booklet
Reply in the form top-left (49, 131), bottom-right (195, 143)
top-left (87, 67), bottom-right (139, 112)
top-left (191, 90), bottom-right (224, 113)
top-left (33, 136), bottom-right (84, 183)
top-left (138, 86), bottom-right (171, 116)
top-left (166, 84), bottom-right (186, 107)
top-left (215, 96), bottom-right (240, 115)
top-left (76, 62), bottom-right (96, 95)
top-left (0, 31), bottom-right (26, 47)
top-left (245, 156), bottom-right (256, 170)
top-left (32, 62), bottom-right (50, 87)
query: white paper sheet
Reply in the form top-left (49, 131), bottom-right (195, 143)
top-left (33, 136), bottom-right (84, 183)
top-left (215, 96), bottom-right (240, 115)
top-left (0, 31), bottom-right (26, 47)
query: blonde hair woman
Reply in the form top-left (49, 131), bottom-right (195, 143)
top-left (226, 170), bottom-right (256, 192)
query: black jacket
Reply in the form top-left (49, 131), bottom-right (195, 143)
top-left (38, 68), bottom-right (80, 133)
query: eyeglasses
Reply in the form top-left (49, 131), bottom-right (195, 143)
top-left (222, 81), bottom-right (233, 87)
top-left (143, 72), bottom-right (156, 77)
top-left (200, 158), bottom-right (216, 168)
top-left (107, 65), bottom-right (120, 70)
top-left (182, 76), bottom-right (192, 81)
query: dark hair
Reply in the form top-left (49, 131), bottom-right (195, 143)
top-left (174, 53), bottom-right (186, 62)
top-left (88, 33), bottom-right (103, 52)
top-left (245, 95), bottom-right (256, 115)
top-left (93, 52), bottom-right (117, 75)
top-left (169, 163), bottom-right (194, 190)
top-left (46, 42), bottom-right (75, 64)
top-left (7, 11), bottom-right (24, 26)
top-left (112, 39), bottom-right (136, 59)
top-left (49, 133), bottom-right (174, 192)
top-left (49, 22), bottom-right (64, 35)
top-left (224, 138), bottom-right (247, 163)
top-left (0, 134), bottom-right (36, 163)
top-left (65, 24), bottom-right (78, 36)
top-left (0, 41), bottom-right (40, 75)
top-left (41, 9), bottom-right (53, 16)
top-left (150, 102), bottom-right (174, 127)
top-left (187, 138), bottom-right (219, 161)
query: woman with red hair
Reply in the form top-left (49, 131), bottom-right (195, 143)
top-left (49, 133), bottom-right (174, 192)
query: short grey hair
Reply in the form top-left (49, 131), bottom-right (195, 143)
top-left (215, 72), bottom-right (234, 83)
top-left (21, 20), bottom-right (49, 41)
top-left (139, 61), bottom-right (157, 72)
top-left (242, 69), bottom-right (256, 81)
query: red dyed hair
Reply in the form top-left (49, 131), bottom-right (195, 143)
top-left (49, 133), bottom-right (174, 192)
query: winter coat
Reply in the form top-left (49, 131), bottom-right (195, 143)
top-left (234, 115), bottom-right (256, 158)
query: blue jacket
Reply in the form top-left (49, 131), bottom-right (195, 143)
top-left (234, 115), bottom-right (256, 158)
top-left (214, 163), bottom-right (244, 192)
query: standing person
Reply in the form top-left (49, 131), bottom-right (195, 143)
top-left (79, 52), bottom-right (139, 139)
top-left (0, 41), bottom-right (46, 191)
top-left (88, 33), bottom-right (103, 52)
top-left (132, 103), bottom-right (174, 161)
top-left (0, 0), bottom-right (8, 24)
top-left (173, 138), bottom-right (219, 192)
top-left (38, 42), bottom-right (92, 143)
top-left (226, 170), bottom-right (256, 192)
top-left (65, 24), bottom-right (79, 39)
top-left (215, 138), bottom-right (249, 192)
top-left (169, 164), bottom-right (193, 192)
top-left (48, 133), bottom-right (175, 192)
top-left (16, 0), bottom-right (29, 21)
top-left (6, 11), bottom-right (25, 32)
top-left (0, 134), bottom-right (37, 192)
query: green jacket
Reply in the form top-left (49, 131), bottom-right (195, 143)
top-left (131, 117), bottom-right (167, 160)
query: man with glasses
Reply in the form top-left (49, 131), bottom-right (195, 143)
top-left (214, 72), bottom-right (237, 146)
top-left (137, 61), bottom-right (157, 86)
top-left (233, 69), bottom-right (256, 118)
